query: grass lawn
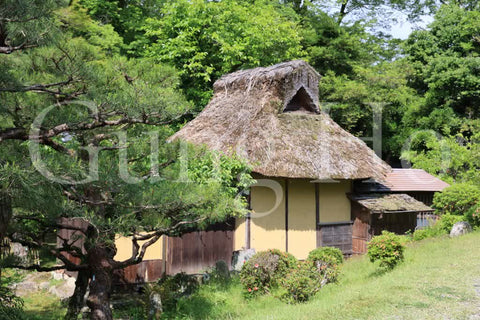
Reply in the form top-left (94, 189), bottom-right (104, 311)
top-left (21, 231), bottom-right (480, 319)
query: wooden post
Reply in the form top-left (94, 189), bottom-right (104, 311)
top-left (315, 183), bottom-right (321, 248)
top-left (285, 179), bottom-right (289, 252)
top-left (245, 191), bottom-right (251, 249)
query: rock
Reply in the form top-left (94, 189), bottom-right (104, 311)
top-left (81, 306), bottom-right (90, 319)
top-left (65, 276), bottom-right (76, 288)
top-left (231, 248), bottom-right (256, 271)
top-left (52, 271), bottom-right (64, 281)
top-left (148, 292), bottom-right (162, 320)
top-left (450, 221), bottom-right (472, 237)
top-left (215, 260), bottom-right (230, 279)
top-left (39, 281), bottom-right (51, 290)
top-left (14, 281), bottom-right (38, 296)
top-left (49, 280), bottom-right (75, 299)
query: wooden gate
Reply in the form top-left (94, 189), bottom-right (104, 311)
top-left (351, 203), bottom-right (371, 254)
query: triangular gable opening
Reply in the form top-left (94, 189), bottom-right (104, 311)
top-left (283, 87), bottom-right (317, 113)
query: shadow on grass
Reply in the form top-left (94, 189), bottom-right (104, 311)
top-left (23, 308), bottom-right (65, 320)
top-left (367, 267), bottom-right (392, 278)
top-left (165, 277), bottom-right (238, 320)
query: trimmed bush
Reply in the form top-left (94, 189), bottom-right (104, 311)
top-left (412, 214), bottom-right (466, 241)
top-left (306, 247), bottom-right (343, 283)
top-left (412, 226), bottom-right (443, 241)
top-left (279, 262), bottom-right (320, 303)
top-left (437, 214), bottom-right (466, 232)
top-left (307, 247), bottom-right (343, 265)
top-left (432, 183), bottom-right (480, 216)
top-left (155, 272), bottom-right (199, 309)
top-left (465, 205), bottom-right (480, 229)
top-left (367, 231), bottom-right (405, 269)
top-left (239, 249), bottom-right (297, 296)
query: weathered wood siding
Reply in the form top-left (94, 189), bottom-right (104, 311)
top-left (370, 212), bottom-right (417, 236)
top-left (166, 230), bottom-right (234, 275)
top-left (351, 202), bottom-right (371, 254)
top-left (57, 217), bottom-right (88, 265)
top-left (113, 259), bottom-right (165, 286)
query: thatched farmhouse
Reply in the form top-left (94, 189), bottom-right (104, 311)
top-left (64, 61), bottom-right (445, 283)
top-left (170, 60), bottom-right (415, 259)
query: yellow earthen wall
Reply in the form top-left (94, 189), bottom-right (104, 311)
top-left (240, 179), bottom-right (351, 259)
top-left (114, 235), bottom-right (164, 261)
top-left (250, 178), bottom-right (286, 252)
top-left (234, 217), bottom-right (246, 251)
top-left (318, 181), bottom-right (351, 223)
top-left (287, 179), bottom-right (316, 259)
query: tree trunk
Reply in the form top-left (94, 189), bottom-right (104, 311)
top-left (65, 269), bottom-right (90, 320)
top-left (0, 192), bottom-right (12, 244)
top-left (0, 192), bottom-right (12, 282)
top-left (86, 247), bottom-right (114, 320)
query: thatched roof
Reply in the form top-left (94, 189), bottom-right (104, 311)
top-left (349, 194), bottom-right (433, 213)
top-left (171, 60), bottom-right (391, 180)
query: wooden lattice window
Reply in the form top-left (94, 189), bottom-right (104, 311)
top-left (319, 221), bottom-right (353, 254)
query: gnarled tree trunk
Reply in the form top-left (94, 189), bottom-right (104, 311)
top-left (86, 246), bottom-right (114, 320)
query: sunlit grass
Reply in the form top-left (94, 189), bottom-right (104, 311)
top-left (22, 291), bottom-right (65, 320)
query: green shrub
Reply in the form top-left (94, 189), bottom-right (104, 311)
top-left (279, 262), bottom-right (320, 304)
top-left (0, 285), bottom-right (24, 320)
top-left (239, 249), bottom-right (297, 296)
top-left (155, 272), bottom-right (199, 310)
top-left (307, 247), bottom-right (343, 265)
top-left (432, 183), bottom-right (480, 216)
top-left (412, 214), bottom-right (466, 241)
top-left (465, 205), bottom-right (480, 228)
top-left (306, 247), bottom-right (343, 283)
top-left (367, 231), bottom-right (405, 269)
top-left (412, 226), bottom-right (443, 241)
top-left (437, 214), bottom-right (466, 232)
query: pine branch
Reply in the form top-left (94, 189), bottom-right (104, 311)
top-left (0, 43), bottom-right (38, 54)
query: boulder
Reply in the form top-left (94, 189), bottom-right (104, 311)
top-left (231, 248), bottom-right (256, 271)
top-left (450, 221), bottom-right (472, 237)
top-left (214, 260), bottom-right (230, 279)
top-left (147, 292), bottom-right (162, 320)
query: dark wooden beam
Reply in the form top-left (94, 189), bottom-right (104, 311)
top-left (285, 179), bottom-right (289, 252)
top-left (315, 183), bottom-right (321, 248)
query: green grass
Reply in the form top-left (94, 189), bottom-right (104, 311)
top-left (173, 232), bottom-right (480, 320)
top-left (22, 291), bottom-right (65, 320)
top-left (20, 232), bottom-right (480, 319)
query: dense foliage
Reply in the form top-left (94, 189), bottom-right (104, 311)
top-left (367, 231), bottom-right (405, 269)
top-left (306, 246), bottom-right (343, 283)
top-left (432, 183), bottom-right (480, 216)
top-left (240, 247), bottom-right (344, 303)
top-left (279, 262), bottom-right (320, 303)
top-left (239, 249), bottom-right (297, 296)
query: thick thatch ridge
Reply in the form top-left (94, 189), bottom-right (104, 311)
top-left (349, 194), bottom-right (433, 213)
top-left (171, 60), bottom-right (391, 180)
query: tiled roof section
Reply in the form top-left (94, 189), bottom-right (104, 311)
top-left (349, 193), bottom-right (434, 213)
top-left (356, 169), bottom-right (450, 192)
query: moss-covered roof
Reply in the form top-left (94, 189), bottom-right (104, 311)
top-left (350, 193), bottom-right (433, 213)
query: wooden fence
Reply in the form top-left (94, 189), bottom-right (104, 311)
top-left (166, 230), bottom-right (234, 275)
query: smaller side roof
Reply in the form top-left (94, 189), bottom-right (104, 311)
top-left (356, 169), bottom-right (450, 193)
top-left (349, 193), bottom-right (434, 213)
